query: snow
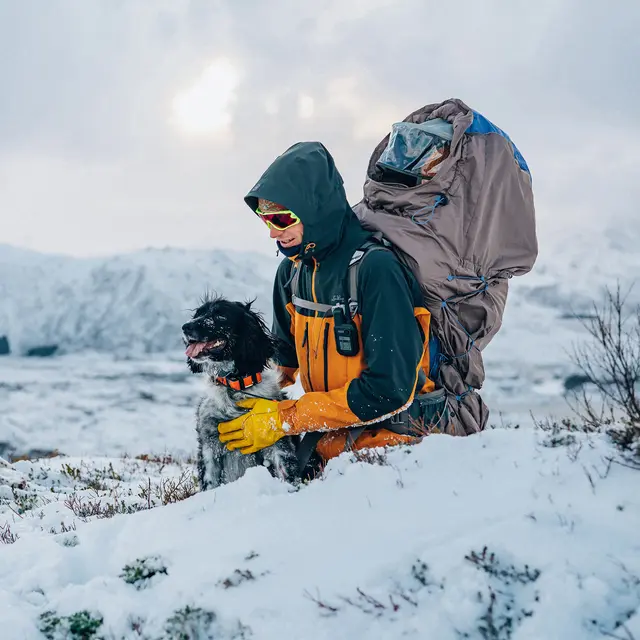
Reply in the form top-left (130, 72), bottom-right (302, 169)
top-left (1, 429), bottom-right (639, 638)
top-left (2, 241), bottom-right (640, 637)
top-left (0, 239), bottom-right (618, 443)
top-left (0, 244), bottom-right (279, 356)
top-left (0, 352), bottom-right (203, 461)
top-left (1, 231), bottom-right (636, 421)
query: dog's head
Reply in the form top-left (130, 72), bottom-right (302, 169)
top-left (182, 295), bottom-right (277, 377)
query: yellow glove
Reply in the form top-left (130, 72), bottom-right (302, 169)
top-left (218, 398), bottom-right (287, 455)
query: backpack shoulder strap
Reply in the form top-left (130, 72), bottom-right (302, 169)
top-left (347, 236), bottom-right (429, 391)
top-left (347, 234), bottom-right (392, 317)
top-left (288, 261), bottom-right (302, 295)
top-left (290, 234), bottom-right (393, 317)
top-left (290, 261), bottom-right (334, 314)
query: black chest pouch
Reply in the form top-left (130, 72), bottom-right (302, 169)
top-left (332, 306), bottom-right (360, 357)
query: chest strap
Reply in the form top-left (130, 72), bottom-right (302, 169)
top-left (289, 263), bottom-right (334, 314)
top-left (290, 294), bottom-right (333, 314)
top-left (289, 238), bottom-right (389, 317)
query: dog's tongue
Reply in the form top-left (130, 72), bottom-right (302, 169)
top-left (186, 342), bottom-right (207, 358)
top-left (185, 340), bottom-right (222, 358)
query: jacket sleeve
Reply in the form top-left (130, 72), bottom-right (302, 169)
top-left (272, 258), bottom-right (299, 387)
top-left (279, 250), bottom-right (427, 433)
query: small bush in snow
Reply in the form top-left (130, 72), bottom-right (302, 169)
top-left (465, 547), bottom-right (541, 585)
top-left (541, 432), bottom-right (578, 449)
top-left (124, 615), bottom-right (148, 637)
top-left (534, 417), bottom-right (598, 450)
top-left (11, 489), bottom-right (40, 514)
top-left (48, 521), bottom-right (77, 536)
top-left (39, 609), bottom-right (104, 639)
top-left (163, 606), bottom-right (216, 639)
top-left (61, 461), bottom-right (122, 491)
top-left (137, 471), bottom-right (198, 507)
top-left (0, 522), bottom-right (19, 544)
top-left (350, 448), bottom-right (389, 466)
top-left (570, 284), bottom-right (640, 465)
top-left (64, 493), bottom-right (145, 520)
top-left (135, 453), bottom-right (197, 467)
top-left (61, 463), bottom-right (82, 482)
top-left (217, 569), bottom-right (256, 589)
top-left (59, 534), bottom-right (80, 548)
top-left (162, 606), bottom-right (251, 639)
top-left (463, 547), bottom-right (541, 640)
top-left (217, 565), bottom-right (271, 590)
top-left (305, 560), bottom-right (444, 618)
top-left (609, 421), bottom-right (640, 463)
top-left (120, 555), bottom-right (168, 590)
top-left (472, 588), bottom-right (528, 640)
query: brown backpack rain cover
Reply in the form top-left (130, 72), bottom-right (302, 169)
top-left (354, 98), bottom-right (537, 435)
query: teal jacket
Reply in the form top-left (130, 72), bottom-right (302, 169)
top-left (245, 142), bottom-right (434, 444)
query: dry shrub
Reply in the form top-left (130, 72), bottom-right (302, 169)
top-left (570, 285), bottom-right (640, 465)
top-left (0, 522), bottom-right (19, 544)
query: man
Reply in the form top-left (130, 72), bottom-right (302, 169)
top-left (219, 141), bottom-right (438, 467)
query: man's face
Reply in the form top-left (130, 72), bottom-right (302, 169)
top-left (258, 198), bottom-right (304, 249)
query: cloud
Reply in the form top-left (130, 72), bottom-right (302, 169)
top-left (297, 94), bottom-right (315, 120)
top-left (170, 57), bottom-right (243, 137)
top-left (0, 0), bottom-right (637, 258)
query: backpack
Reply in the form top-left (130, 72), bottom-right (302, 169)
top-left (352, 98), bottom-right (538, 436)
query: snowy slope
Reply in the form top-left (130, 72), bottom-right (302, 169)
top-left (1, 232), bottom-right (639, 638)
top-left (1, 231), bottom-right (637, 462)
top-left (480, 216), bottom-right (640, 421)
top-left (1, 226), bottom-right (636, 366)
top-left (0, 244), bottom-right (280, 356)
top-left (1, 429), bottom-right (639, 639)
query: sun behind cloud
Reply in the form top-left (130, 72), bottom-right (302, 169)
top-left (170, 58), bottom-right (242, 137)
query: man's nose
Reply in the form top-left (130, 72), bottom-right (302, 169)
top-left (269, 226), bottom-right (283, 239)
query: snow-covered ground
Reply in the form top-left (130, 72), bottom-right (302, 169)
top-left (2, 239), bottom-right (639, 638)
top-left (1, 428), bottom-right (639, 639)
top-left (0, 352), bottom-right (202, 461)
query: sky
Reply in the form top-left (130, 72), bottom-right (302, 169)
top-left (1, 0), bottom-right (639, 258)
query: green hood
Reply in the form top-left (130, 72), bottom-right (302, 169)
top-left (245, 142), bottom-right (368, 261)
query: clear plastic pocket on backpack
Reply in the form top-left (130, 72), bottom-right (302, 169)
top-left (376, 119), bottom-right (454, 187)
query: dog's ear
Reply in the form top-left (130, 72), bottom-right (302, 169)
top-left (186, 357), bottom-right (204, 374)
top-left (243, 298), bottom-right (256, 311)
top-left (233, 306), bottom-right (276, 374)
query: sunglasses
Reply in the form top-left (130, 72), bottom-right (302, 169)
top-left (256, 207), bottom-right (301, 231)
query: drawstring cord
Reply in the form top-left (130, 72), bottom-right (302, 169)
top-left (410, 195), bottom-right (446, 226)
top-left (439, 274), bottom-right (489, 359)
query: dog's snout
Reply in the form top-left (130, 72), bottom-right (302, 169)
top-left (182, 321), bottom-right (197, 338)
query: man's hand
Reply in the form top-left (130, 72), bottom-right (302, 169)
top-left (219, 398), bottom-right (287, 454)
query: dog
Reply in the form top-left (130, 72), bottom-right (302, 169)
top-left (182, 295), bottom-right (300, 490)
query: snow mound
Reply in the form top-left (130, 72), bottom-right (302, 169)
top-left (1, 429), bottom-right (639, 639)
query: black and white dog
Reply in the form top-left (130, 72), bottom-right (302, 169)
top-left (182, 295), bottom-right (299, 490)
